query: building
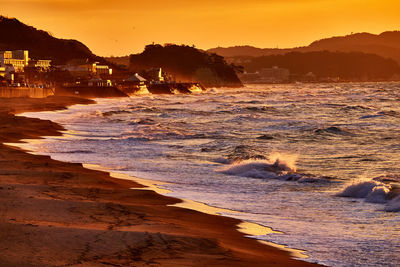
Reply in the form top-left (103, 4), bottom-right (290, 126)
top-left (258, 67), bottom-right (290, 83)
top-left (88, 77), bottom-right (112, 87)
top-left (147, 68), bottom-right (164, 82)
top-left (62, 62), bottom-right (112, 77)
top-left (0, 50), bottom-right (28, 72)
top-left (91, 62), bottom-right (112, 75)
top-left (0, 50), bottom-right (51, 72)
top-left (61, 65), bottom-right (89, 77)
top-left (239, 66), bottom-right (290, 84)
top-left (0, 65), bottom-right (15, 83)
top-left (118, 73), bottom-right (148, 95)
top-left (125, 73), bottom-right (147, 85)
top-left (0, 66), bottom-right (6, 81)
top-left (28, 59), bottom-right (52, 71)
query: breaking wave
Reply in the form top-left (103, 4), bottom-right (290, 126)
top-left (217, 159), bottom-right (292, 179)
top-left (336, 179), bottom-right (400, 211)
top-left (215, 153), bottom-right (325, 183)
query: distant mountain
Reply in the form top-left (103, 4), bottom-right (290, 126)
top-left (208, 46), bottom-right (291, 58)
top-left (129, 44), bottom-right (242, 87)
top-left (240, 51), bottom-right (400, 81)
top-left (208, 31), bottom-right (400, 64)
top-left (0, 16), bottom-right (106, 65)
top-left (106, 56), bottom-right (130, 68)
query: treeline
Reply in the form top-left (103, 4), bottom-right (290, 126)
top-left (242, 51), bottom-right (400, 80)
top-left (129, 44), bottom-right (242, 87)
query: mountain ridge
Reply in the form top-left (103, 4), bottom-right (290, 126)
top-left (208, 31), bottom-right (400, 64)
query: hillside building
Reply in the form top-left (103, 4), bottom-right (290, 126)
top-left (147, 68), bottom-right (164, 82)
top-left (118, 73), bottom-right (148, 95)
top-left (91, 62), bottom-right (112, 75)
top-left (28, 59), bottom-right (52, 70)
top-left (0, 65), bottom-right (15, 83)
top-left (62, 62), bottom-right (112, 77)
top-left (125, 73), bottom-right (147, 85)
top-left (88, 77), bottom-right (112, 87)
top-left (0, 50), bottom-right (51, 72)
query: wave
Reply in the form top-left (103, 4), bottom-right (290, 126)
top-left (359, 114), bottom-right (384, 119)
top-left (58, 150), bottom-right (94, 154)
top-left (373, 174), bottom-right (400, 183)
top-left (221, 145), bottom-right (267, 163)
top-left (336, 179), bottom-right (400, 211)
top-left (257, 134), bottom-right (275, 140)
top-left (216, 157), bottom-right (327, 184)
top-left (245, 106), bottom-right (278, 113)
top-left (213, 157), bottom-right (234, 164)
top-left (379, 110), bottom-right (400, 118)
top-left (336, 180), bottom-right (391, 203)
top-left (341, 105), bottom-right (372, 111)
top-left (101, 110), bottom-right (131, 117)
top-left (128, 118), bottom-right (155, 125)
top-left (385, 196), bottom-right (400, 212)
top-left (217, 160), bottom-right (290, 179)
top-left (314, 126), bottom-right (354, 136)
top-left (216, 153), bottom-right (310, 181)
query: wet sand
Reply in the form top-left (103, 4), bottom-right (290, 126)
top-left (0, 96), bottom-right (318, 266)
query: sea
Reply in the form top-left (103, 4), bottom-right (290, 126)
top-left (19, 83), bottom-right (400, 266)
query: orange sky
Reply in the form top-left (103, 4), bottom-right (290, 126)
top-left (2, 0), bottom-right (400, 56)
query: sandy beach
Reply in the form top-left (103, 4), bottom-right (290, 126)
top-left (0, 96), bottom-right (318, 266)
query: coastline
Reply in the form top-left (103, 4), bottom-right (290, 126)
top-left (0, 96), bottom-right (318, 266)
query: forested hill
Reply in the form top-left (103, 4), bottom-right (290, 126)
top-left (0, 16), bottom-right (106, 65)
top-left (241, 51), bottom-right (400, 81)
top-left (129, 44), bottom-right (242, 87)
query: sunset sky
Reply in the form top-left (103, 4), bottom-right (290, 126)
top-left (2, 0), bottom-right (400, 56)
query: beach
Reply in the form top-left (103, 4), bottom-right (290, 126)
top-left (0, 96), bottom-right (317, 266)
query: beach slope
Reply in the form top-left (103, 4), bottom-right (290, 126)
top-left (0, 97), bottom-right (318, 266)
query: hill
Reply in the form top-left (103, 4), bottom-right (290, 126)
top-left (208, 46), bottom-right (291, 58)
top-left (129, 44), bottom-right (242, 87)
top-left (106, 56), bottom-right (130, 68)
top-left (240, 51), bottom-right (400, 81)
top-left (208, 31), bottom-right (400, 64)
top-left (0, 16), bottom-right (106, 65)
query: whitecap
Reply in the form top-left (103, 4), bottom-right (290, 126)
top-left (365, 185), bottom-right (391, 203)
top-left (336, 180), bottom-right (393, 204)
top-left (337, 181), bottom-right (384, 198)
top-left (216, 153), bottom-right (299, 180)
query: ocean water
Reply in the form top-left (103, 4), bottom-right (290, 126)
top-left (20, 83), bottom-right (400, 266)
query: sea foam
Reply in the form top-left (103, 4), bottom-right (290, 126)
top-left (216, 153), bottom-right (298, 180)
top-left (336, 180), bottom-right (400, 210)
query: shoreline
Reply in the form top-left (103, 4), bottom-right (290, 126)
top-left (0, 96), bottom-right (318, 266)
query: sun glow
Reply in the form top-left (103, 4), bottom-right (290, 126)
top-left (1, 0), bottom-right (399, 56)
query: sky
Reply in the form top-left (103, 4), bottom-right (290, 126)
top-left (1, 0), bottom-right (400, 56)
